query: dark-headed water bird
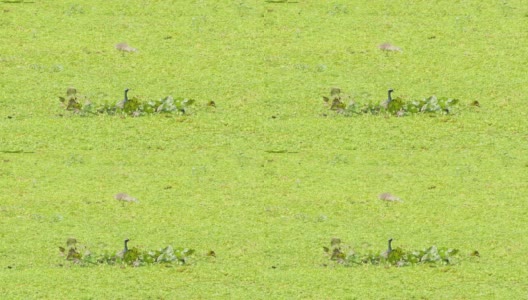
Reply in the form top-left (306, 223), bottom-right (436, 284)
top-left (116, 88), bottom-right (130, 109)
top-left (381, 89), bottom-right (394, 109)
top-left (381, 238), bottom-right (393, 258)
top-left (117, 238), bottom-right (130, 258)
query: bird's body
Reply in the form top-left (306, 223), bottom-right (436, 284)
top-left (115, 42), bottom-right (138, 53)
top-left (114, 192), bottom-right (139, 203)
top-left (381, 238), bottom-right (393, 258)
top-left (116, 88), bottom-right (130, 109)
top-left (378, 43), bottom-right (402, 52)
top-left (117, 239), bottom-right (130, 258)
top-left (379, 192), bottom-right (403, 202)
top-left (380, 89), bottom-right (394, 109)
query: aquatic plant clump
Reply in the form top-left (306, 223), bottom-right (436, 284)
top-left (323, 88), bottom-right (459, 117)
top-left (323, 238), bottom-right (474, 267)
top-left (59, 87), bottom-right (195, 117)
top-left (58, 238), bottom-right (195, 267)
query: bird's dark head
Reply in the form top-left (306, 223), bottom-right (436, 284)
top-left (124, 238), bottom-right (130, 243)
top-left (125, 88), bottom-right (130, 93)
top-left (388, 238), bottom-right (393, 243)
top-left (388, 89), bottom-right (394, 93)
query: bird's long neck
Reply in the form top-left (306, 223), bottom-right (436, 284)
top-left (124, 90), bottom-right (129, 103)
top-left (124, 240), bottom-right (129, 252)
top-left (387, 239), bottom-right (393, 252)
top-left (388, 90), bottom-right (393, 102)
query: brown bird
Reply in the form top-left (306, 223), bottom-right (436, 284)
top-left (378, 192), bottom-right (403, 202)
top-left (114, 192), bottom-right (139, 203)
top-left (115, 42), bottom-right (138, 53)
top-left (378, 43), bottom-right (402, 52)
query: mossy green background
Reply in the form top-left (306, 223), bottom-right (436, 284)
top-left (1, 1), bottom-right (527, 298)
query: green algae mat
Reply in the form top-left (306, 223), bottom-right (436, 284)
top-left (0, 1), bottom-right (527, 298)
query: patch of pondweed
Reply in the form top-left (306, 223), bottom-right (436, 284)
top-left (59, 238), bottom-right (196, 267)
top-left (59, 87), bottom-right (195, 117)
top-left (323, 238), bottom-right (475, 267)
top-left (323, 88), bottom-right (459, 117)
